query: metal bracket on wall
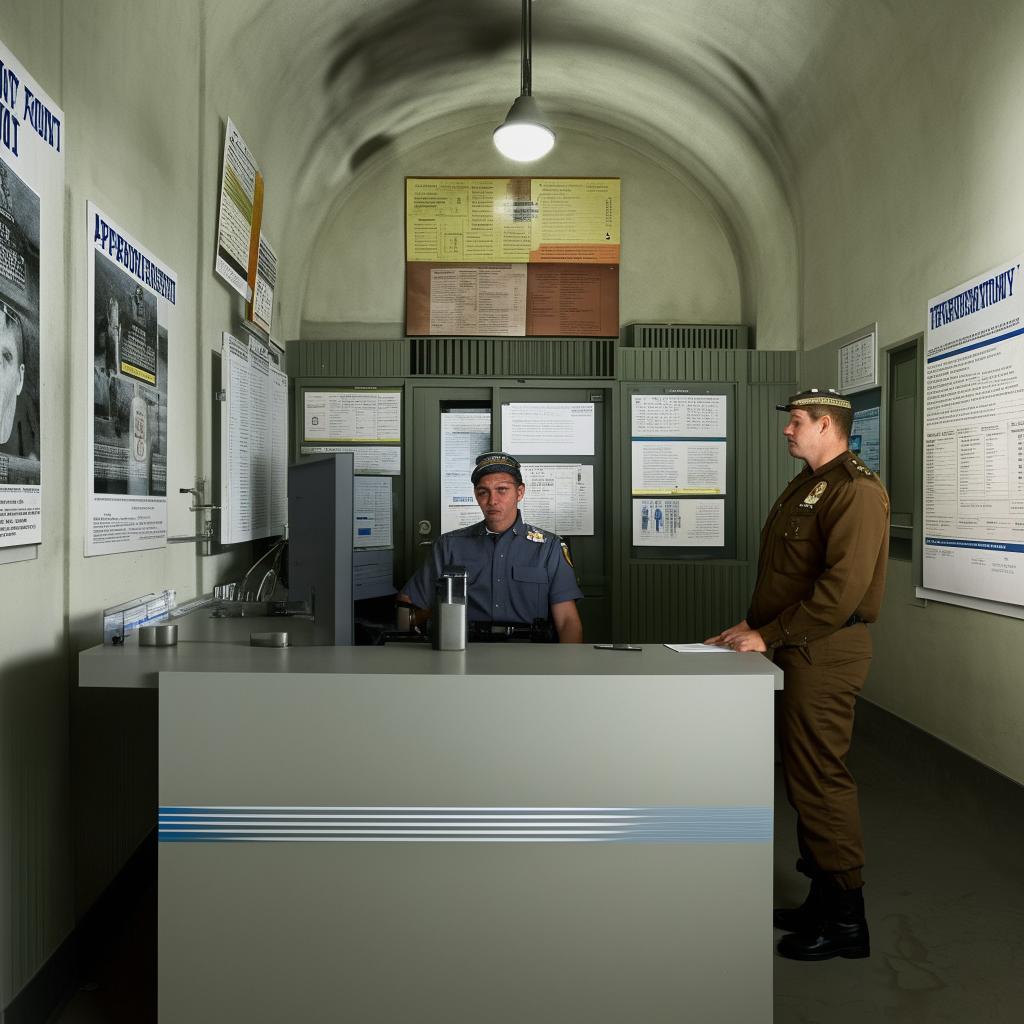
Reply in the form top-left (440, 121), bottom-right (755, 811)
top-left (168, 478), bottom-right (220, 555)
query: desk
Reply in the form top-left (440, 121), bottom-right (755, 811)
top-left (80, 630), bottom-right (781, 1023)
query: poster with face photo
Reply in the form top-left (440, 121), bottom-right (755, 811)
top-left (86, 202), bottom-right (176, 556)
top-left (0, 39), bottom-right (63, 549)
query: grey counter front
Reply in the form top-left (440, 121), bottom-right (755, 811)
top-left (80, 636), bottom-right (782, 1023)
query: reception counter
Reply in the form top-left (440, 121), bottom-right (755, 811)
top-left (80, 626), bottom-right (782, 1023)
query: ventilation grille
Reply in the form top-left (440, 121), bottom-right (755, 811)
top-left (618, 348), bottom-right (740, 383)
top-left (409, 337), bottom-right (615, 377)
top-left (627, 324), bottom-right (750, 349)
top-left (291, 339), bottom-right (408, 379)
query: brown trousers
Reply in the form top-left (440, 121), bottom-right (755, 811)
top-left (774, 623), bottom-right (871, 890)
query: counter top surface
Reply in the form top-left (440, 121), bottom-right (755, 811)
top-left (79, 611), bottom-right (783, 689)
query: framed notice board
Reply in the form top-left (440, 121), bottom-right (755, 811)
top-left (627, 384), bottom-right (736, 560)
top-left (404, 177), bottom-right (620, 337)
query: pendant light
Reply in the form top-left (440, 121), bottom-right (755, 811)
top-left (493, 0), bottom-right (555, 161)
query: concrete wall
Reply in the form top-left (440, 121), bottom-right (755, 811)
top-left (302, 125), bottom-right (742, 338)
top-left (786, 0), bottom-right (1024, 782)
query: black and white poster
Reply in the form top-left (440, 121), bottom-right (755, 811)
top-left (87, 202), bottom-right (176, 556)
top-left (0, 39), bottom-right (63, 548)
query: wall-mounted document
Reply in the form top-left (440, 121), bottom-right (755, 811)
top-left (631, 440), bottom-right (727, 495)
top-left (354, 476), bottom-right (393, 549)
top-left (429, 265), bottom-right (526, 336)
top-left (300, 444), bottom-right (401, 475)
top-left (838, 328), bottom-right (877, 393)
top-left (632, 498), bottom-right (725, 547)
top-left (922, 257), bottom-right (1024, 609)
top-left (87, 204), bottom-right (177, 556)
top-left (503, 402), bottom-right (594, 456)
top-left (441, 409), bottom-right (491, 533)
top-left (631, 393), bottom-right (727, 439)
top-left (519, 464), bottom-right (594, 536)
top-left (220, 332), bottom-right (288, 545)
top-left (0, 38), bottom-right (63, 550)
top-left (304, 389), bottom-right (401, 444)
top-left (247, 232), bottom-right (276, 334)
top-left (214, 119), bottom-right (262, 301)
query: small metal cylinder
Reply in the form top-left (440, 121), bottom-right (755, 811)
top-left (138, 624), bottom-right (178, 647)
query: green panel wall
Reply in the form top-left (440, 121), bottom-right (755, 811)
top-left (290, 336), bottom-right (797, 644)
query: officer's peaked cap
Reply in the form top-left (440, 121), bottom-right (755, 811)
top-left (777, 387), bottom-right (853, 412)
top-left (471, 451), bottom-right (523, 485)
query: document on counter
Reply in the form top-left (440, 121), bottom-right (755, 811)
top-left (502, 402), bottom-right (595, 456)
top-left (664, 643), bottom-right (732, 654)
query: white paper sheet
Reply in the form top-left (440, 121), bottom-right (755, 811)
top-left (502, 402), bottom-right (594, 456)
top-left (304, 390), bottom-right (401, 443)
top-left (631, 440), bottom-right (727, 495)
top-left (441, 409), bottom-right (492, 533)
top-left (300, 445), bottom-right (401, 475)
top-left (632, 498), bottom-right (725, 547)
top-left (519, 463), bottom-right (594, 535)
top-left (631, 394), bottom-right (727, 438)
top-left (354, 476), bottom-right (393, 548)
top-left (664, 643), bottom-right (732, 654)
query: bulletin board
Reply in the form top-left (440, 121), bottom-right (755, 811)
top-left (404, 177), bottom-right (620, 337)
top-left (627, 384), bottom-right (736, 560)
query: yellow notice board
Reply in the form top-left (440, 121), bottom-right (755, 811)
top-left (406, 178), bottom-right (620, 264)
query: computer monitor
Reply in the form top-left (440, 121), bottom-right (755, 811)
top-left (287, 453), bottom-right (354, 645)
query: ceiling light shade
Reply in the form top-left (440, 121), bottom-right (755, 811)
top-left (494, 0), bottom-right (555, 162)
top-left (493, 95), bottom-right (556, 161)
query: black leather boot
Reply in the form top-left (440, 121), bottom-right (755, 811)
top-left (776, 886), bottom-right (870, 961)
top-left (773, 874), bottom-right (827, 933)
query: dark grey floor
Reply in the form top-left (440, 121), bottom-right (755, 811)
top-left (49, 701), bottom-right (1024, 1023)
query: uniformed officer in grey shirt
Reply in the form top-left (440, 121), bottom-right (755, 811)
top-left (398, 451), bottom-right (584, 642)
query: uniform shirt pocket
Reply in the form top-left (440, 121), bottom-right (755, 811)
top-left (512, 565), bottom-right (549, 584)
top-left (772, 515), bottom-right (819, 575)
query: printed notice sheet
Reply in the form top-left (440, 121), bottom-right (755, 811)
top-left (922, 256), bottom-right (1024, 607)
top-left (247, 232), bottom-right (277, 334)
top-left (354, 476), bottom-right (393, 548)
top-left (0, 38), bottom-right (64, 549)
top-left (850, 405), bottom-right (881, 473)
top-left (631, 441), bottom-right (727, 495)
top-left (304, 389), bottom-right (401, 444)
top-left (300, 445), bottom-right (400, 475)
top-left (220, 333), bottom-right (288, 545)
top-left (519, 464), bottom-right (594, 536)
top-left (838, 329), bottom-right (877, 393)
top-left (406, 178), bottom-right (620, 265)
top-left (441, 409), bottom-right (491, 533)
top-left (632, 498), bottom-right (725, 547)
top-left (429, 265), bottom-right (526, 336)
top-left (87, 204), bottom-right (176, 556)
top-left (631, 393), bottom-right (727, 438)
top-left (502, 402), bottom-right (594, 456)
top-left (215, 119), bottom-right (262, 300)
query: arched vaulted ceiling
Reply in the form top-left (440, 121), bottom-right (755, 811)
top-left (201, 0), bottom-right (860, 345)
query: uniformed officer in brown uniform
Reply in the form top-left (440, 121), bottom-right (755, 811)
top-left (706, 387), bottom-right (889, 961)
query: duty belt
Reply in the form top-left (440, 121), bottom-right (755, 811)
top-left (843, 613), bottom-right (865, 628)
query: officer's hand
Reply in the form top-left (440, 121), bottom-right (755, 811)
top-left (704, 620), bottom-right (767, 652)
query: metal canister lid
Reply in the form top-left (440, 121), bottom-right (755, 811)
top-left (138, 624), bottom-right (178, 647)
top-left (250, 631), bottom-right (289, 648)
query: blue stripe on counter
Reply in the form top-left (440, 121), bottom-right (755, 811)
top-left (159, 806), bottom-right (772, 843)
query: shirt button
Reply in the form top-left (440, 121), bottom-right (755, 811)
top-left (497, 578), bottom-right (503, 583)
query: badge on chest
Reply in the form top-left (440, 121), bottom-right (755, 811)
top-left (798, 481), bottom-right (827, 511)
